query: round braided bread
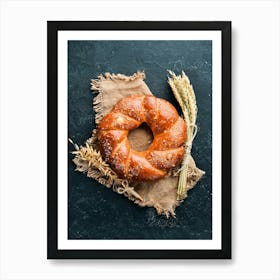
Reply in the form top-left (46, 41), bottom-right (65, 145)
top-left (97, 94), bottom-right (187, 181)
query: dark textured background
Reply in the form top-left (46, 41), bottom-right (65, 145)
top-left (68, 40), bottom-right (212, 239)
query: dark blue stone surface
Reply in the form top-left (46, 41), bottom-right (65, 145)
top-left (68, 40), bottom-right (212, 239)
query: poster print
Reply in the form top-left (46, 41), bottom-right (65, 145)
top-left (47, 21), bottom-right (231, 259)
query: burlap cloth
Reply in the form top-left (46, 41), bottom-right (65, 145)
top-left (73, 71), bottom-right (204, 217)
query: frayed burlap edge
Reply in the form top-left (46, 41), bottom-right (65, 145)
top-left (90, 71), bottom-right (149, 124)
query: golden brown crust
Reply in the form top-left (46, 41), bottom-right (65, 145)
top-left (97, 94), bottom-right (187, 181)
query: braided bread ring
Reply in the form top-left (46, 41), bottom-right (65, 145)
top-left (97, 94), bottom-right (187, 181)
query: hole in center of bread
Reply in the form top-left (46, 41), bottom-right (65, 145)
top-left (127, 123), bottom-right (154, 152)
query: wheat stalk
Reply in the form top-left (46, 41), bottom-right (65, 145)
top-left (168, 70), bottom-right (198, 200)
top-left (69, 138), bottom-right (144, 202)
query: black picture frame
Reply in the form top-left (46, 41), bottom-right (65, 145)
top-left (47, 21), bottom-right (231, 259)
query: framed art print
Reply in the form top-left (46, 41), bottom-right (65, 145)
top-left (47, 21), bottom-right (231, 259)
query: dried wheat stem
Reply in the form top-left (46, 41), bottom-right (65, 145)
top-left (168, 70), bottom-right (198, 200)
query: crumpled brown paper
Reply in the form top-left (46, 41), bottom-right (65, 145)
top-left (73, 71), bottom-right (204, 217)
